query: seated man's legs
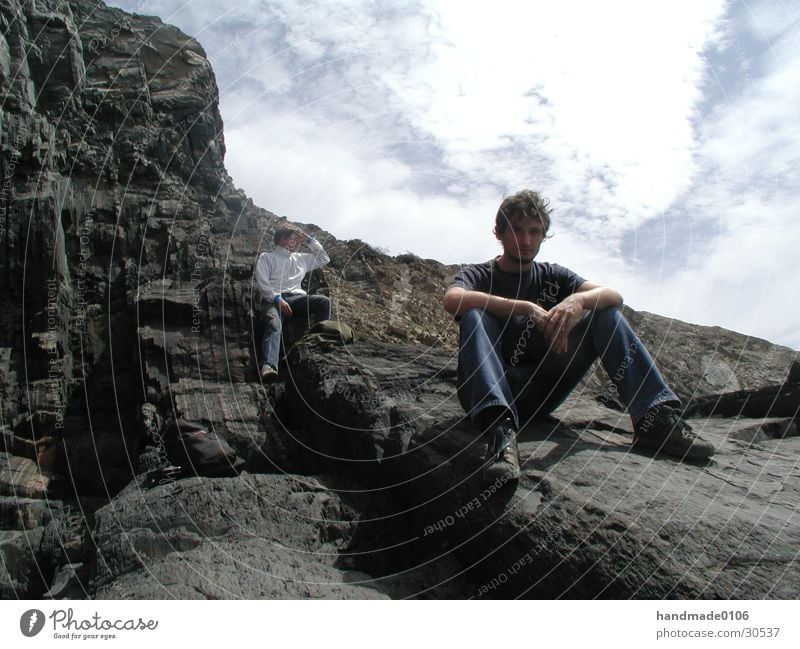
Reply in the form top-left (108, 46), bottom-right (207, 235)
top-left (260, 303), bottom-right (282, 374)
top-left (511, 306), bottom-right (678, 424)
top-left (261, 294), bottom-right (332, 373)
top-left (283, 293), bottom-right (332, 326)
top-left (459, 306), bottom-right (713, 463)
top-left (457, 308), bottom-right (521, 481)
top-left (457, 308), bottom-right (518, 428)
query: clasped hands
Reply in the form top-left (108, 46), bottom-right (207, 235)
top-left (520, 294), bottom-right (585, 354)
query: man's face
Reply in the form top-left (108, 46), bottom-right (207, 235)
top-left (496, 216), bottom-right (546, 264)
top-left (278, 233), bottom-right (302, 252)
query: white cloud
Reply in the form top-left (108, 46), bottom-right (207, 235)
top-left (613, 4), bottom-right (800, 348)
top-left (398, 0), bottom-right (727, 233)
top-left (743, 0), bottom-right (800, 43)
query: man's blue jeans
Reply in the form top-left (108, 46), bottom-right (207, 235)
top-left (457, 307), bottom-right (678, 431)
top-left (260, 294), bottom-right (332, 368)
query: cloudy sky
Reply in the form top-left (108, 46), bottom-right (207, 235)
top-left (111, 0), bottom-right (800, 350)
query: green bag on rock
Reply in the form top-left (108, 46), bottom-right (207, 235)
top-left (293, 319), bottom-right (355, 351)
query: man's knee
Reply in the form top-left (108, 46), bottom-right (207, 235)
top-left (459, 308), bottom-right (495, 330)
top-left (596, 305), bottom-right (621, 318)
top-left (589, 305), bottom-right (625, 331)
top-left (263, 307), bottom-right (282, 333)
top-left (459, 308), bottom-right (503, 349)
top-left (309, 294), bottom-right (331, 319)
top-left (586, 306), bottom-right (644, 353)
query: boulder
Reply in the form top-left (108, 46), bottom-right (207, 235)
top-left (89, 472), bottom-right (470, 599)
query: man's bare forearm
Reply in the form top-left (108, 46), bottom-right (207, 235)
top-left (443, 287), bottom-right (544, 319)
top-left (444, 285), bottom-right (622, 321)
top-left (575, 286), bottom-right (623, 311)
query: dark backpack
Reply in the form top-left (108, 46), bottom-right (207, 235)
top-left (161, 419), bottom-right (245, 478)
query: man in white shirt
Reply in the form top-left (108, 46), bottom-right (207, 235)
top-left (255, 225), bottom-right (331, 381)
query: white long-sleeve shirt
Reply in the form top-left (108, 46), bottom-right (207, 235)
top-left (255, 238), bottom-right (330, 301)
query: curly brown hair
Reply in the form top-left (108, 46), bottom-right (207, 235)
top-left (495, 190), bottom-right (552, 237)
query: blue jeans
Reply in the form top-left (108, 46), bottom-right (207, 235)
top-left (457, 307), bottom-right (678, 431)
top-left (260, 294), bottom-right (332, 368)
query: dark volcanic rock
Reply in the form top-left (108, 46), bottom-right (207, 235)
top-left (90, 473), bottom-right (390, 599)
top-left (89, 471), bottom-right (470, 599)
top-left (686, 383), bottom-right (800, 422)
top-left (282, 341), bottom-right (800, 599)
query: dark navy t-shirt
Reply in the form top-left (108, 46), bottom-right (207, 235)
top-left (452, 259), bottom-right (586, 307)
top-left (452, 259), bottom-right (587, 363)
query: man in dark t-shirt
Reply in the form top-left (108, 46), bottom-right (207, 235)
top-left (444, 189), bottom-right (715, 483)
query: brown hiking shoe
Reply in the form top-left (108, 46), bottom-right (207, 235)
top-left (260, 364), bottom-right (278, 382)
top-left (482, 418), bottom-right (521, 482)
top-left (633, 405), bottom-right (715, 460)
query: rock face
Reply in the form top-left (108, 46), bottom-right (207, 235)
top-left (1, 0), bottom-right (798, 599)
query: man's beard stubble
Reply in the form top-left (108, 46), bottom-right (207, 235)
top-left (506, 251), bottom-right (534, 265)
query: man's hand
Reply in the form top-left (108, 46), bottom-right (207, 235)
top-left (540, 294), bottom-right (584, 353)
top-left (520, 300), bottom-right (549, 324)
top-left (278, 300), bottom-right (293, 317)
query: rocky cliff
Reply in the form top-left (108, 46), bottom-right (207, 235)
top-left (1, 0), bottom-right (798, 599)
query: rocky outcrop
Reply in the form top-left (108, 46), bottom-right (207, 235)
top-left (1, 0), bottom-right (798, 599)
top-left (281, 341), bottom-right (800, 599)
top-left (89, 472), bottom-right (471, 599)
top-left (686, 383), bottom-right (800, 421)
